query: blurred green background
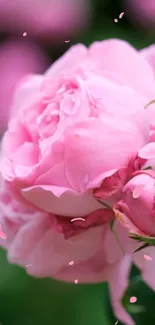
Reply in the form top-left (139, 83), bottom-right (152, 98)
top-left (0, 0), bottom-right (155, 324)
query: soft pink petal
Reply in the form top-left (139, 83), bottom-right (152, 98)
top-left (21, 185), bottom-right (103, 216)
top-left (109, 255), bottom-right (134, 325)
top-left (64, 117), bottom-right (148, 192)
top-left (11, 74), bottom-right (43, 118)
top-left (138, 142), bottom-right (155, 159)
top-left (45, 44), bottom-right (87, 77)
top-left (89, 39), bottom-right (155, 99)
top-left (8, 215), bottom-right (104, 277)
top-left (1, 119), bottom-right (31, 156)
top-left (134, 247), bottom-right (155, 291)
top-left (140, 45), bottom-right (155, 75)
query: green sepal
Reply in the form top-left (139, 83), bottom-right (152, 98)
top-left (129, 233), bottom-right (155, 246)
top-left (130, 233), bottom-right (155, 253)
top-left (109, 219), bottom-right (115, 231)
top-left (144, 99), bottom-right (155, 109)
top-left (133, 243), bottom-right (150, 254)
top-left (109, 221), bottom-right (125, 253)
top-left (143, 166), bottom-right (152, 170)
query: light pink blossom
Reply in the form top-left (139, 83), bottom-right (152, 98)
top-left (0, 39), bottom-right (48, 133)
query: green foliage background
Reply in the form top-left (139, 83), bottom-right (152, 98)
top-left (0, 0), bottom-right (155, 324)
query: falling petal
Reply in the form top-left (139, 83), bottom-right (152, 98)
top-left (71, 217), bottom-right (85, 222)
top-left (74, 279), bottom-right (79, 284)
top-left (119, 12), bottom-right (124, 19)
top-left (130, 296), bottom-right (137, 303)
top-left (69, 260), bottom-right (74, 266)
top-left (114, 18), bottom-right (118, 23)
top-left (144, 254), bottom-right (152, 261)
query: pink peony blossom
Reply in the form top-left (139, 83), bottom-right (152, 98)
top-left (0, 39), bottom-right (49, 133)
top-left (1, 39), bottom-right (155, 325)
top-left (0, 40), bottom-right (150, 217)
top-left (0, 0), bottom-right (90, 42)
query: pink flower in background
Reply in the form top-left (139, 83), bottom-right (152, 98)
top-left (0, 40), bottom-right (150, 217)
top-left (114, 170), bottom-right (155, 237)
top-left (125, 0), bottom-right (155, 29)
top-left (0, 39), bottom-right (49, 134)
top-left (0, 0), bottom-right (90, 42)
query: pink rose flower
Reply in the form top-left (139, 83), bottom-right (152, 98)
top-left (114, 170), bottom-right (155, 237)
top-left (0, 39), bottom-right (48, 133)
top-left (0, 40), bottom-right (150, 218)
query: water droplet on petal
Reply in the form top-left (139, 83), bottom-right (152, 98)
top-left (23, 32), bottom-right (27, 36)
top-left (69, 261), bottom-right (74, 266)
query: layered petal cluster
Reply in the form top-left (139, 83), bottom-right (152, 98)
top-left (1, 39), bottom-right (155, 325)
